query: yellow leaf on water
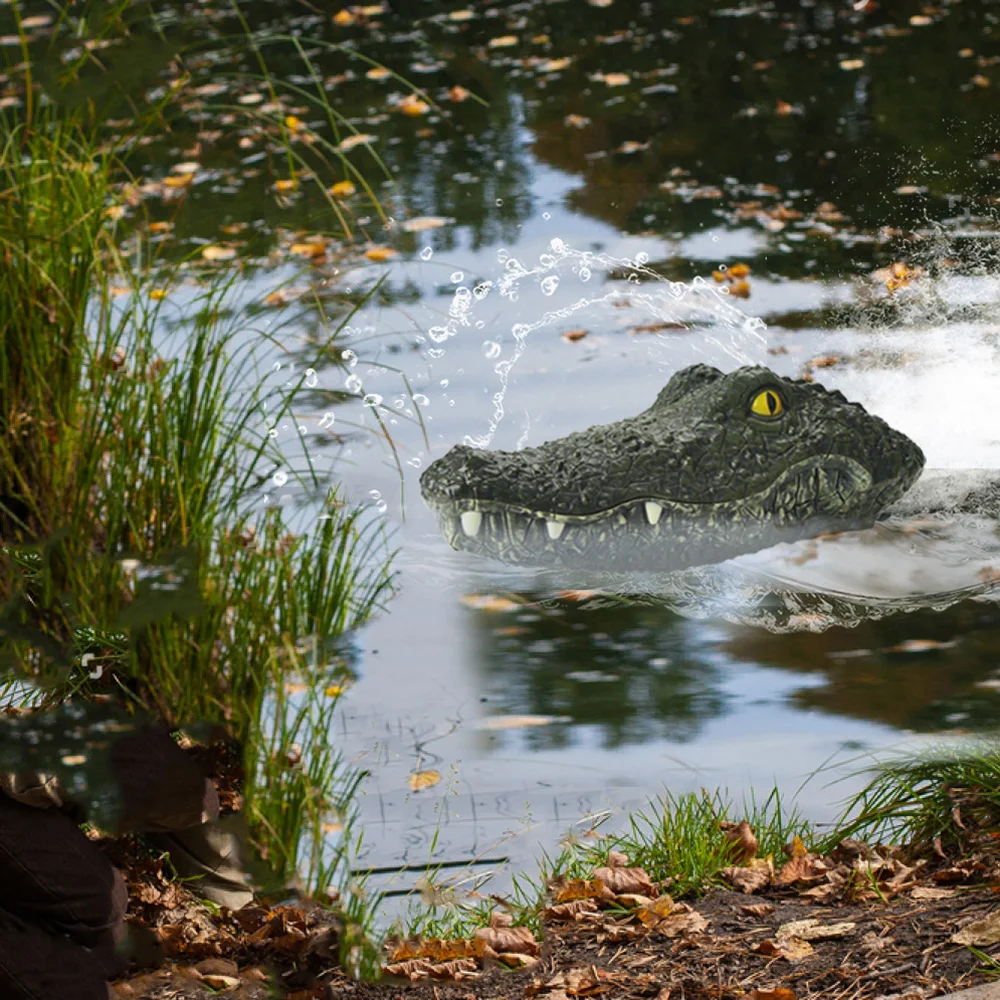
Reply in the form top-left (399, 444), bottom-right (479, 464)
top-left (449, 8), bottom-right (474, 20)
top-left (408, 769), bottom-right (441, 791)
top-left (909, 14), bottom-right (932, 25)
top-left (448, 85), bottom-right (471, 102)
top-left (602, 72), bottom-right (630, 87)
top-left (728, 279), bottom-right (751, 298)
top-left (539, 57), bottom-right (572, 73)
top-left (365, 246), bottom-right (397, 262)
top-left (338, 134), bottom-right (377, 153)
top-left (399, 95), bottom-right (430, 116)
top-left (325, 684), bottom-right (346, 697)
top-left (149, 289), bottom-right (168, 300)
top-left (274, 178), bottom-right (299, 194)
top-left (290, 241), bottom-right (327, 258)
top-left (148, 221), bottom-right (173, 234)
top-left (285, 115), bottom-right (303, 132)
top-left (459, 592), bottom-right (521, 612)
top-left (839, 59), bottom-right (865, 70)
top-left (401, 216), bottom-right (450, 232)
top-left (163, 174), bottom-right (194, 189)
top-left (201, 245), bottom-right (237, 261)
top-left (488, 35), bottom-right (519, 48)
top-left (333, 9), bottom-right (355, 25)
top-left (477, 715), bottom-right (569, 731)
top-left (329, 180), bottom-right (356, 198)
top-left (366, 66), bottom-right (392, 80)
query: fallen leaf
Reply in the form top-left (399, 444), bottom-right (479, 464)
top-left (337, 134), bottom-right (377, 152)
top-left (911, 886), bottom-right (955, 900)
top-left (543, 899), bottom-right (599, 921)
top-left (333, 10), bottom-right (355, 26)
top-left (562, 328), bottom-right (589, 342)
top-left (757, 937), bottom-right (814, 962)
top-left (728, 279), bottom-right (751, 298)
top-left (602, 73), bottom-right (630, 87)
top-left (365, 246), bottom-right (397, 262)
top-left (401, 216), bottom-right (450, 232)
top-left (330, 180), bottom-right (356, 198)
top-left (721, 820), bottom-right (759, 864)
top-left (655, 907), bottom-right (709, 939)
top-left (290, 241), bottom-right (326, 258)
top-left (953, 911), bottom-right (1000, 946)
top-left (459, 592), bottom-right (521, 612)
top-left (201, 245), bottom-right (237, 261)
top-left (775, 918), bottom-right (855, 941)
top-left (488, 35), bottom-right (519, 48)
top-left (163, 174), bottom-right (194, 189)
top-left (366, 67), bottom-right (392, 80)
top-left (478, 715), bottom-right (569, 731)
top-left (635, 896), bottom-right (675, 928)
top-left (449, 85), bottom-right (471, 101)
top-left (592, 855), bottom-right (656, 897)
top-left (564, 114), bottom-right (591, 128)
top-left (474, 914), bottom-right (540, 957)
top-left (399, 94), bottom-right (430, 116)
top-left (285, 115), bottom-right (303, 132)
top-left (840, 58), bottom-right (865, 70)
top-left (274, 178), bottom-right (299, 194)
top-left (775, 854), bottom-right (827, 886)
top-left (751, 990), bottom-right (798, 1000)
top-left (728, 262), bottom-right (751, 278)
top-left (722, 864), bottom-right (772, 894)
top-left (408, 770), bottom-right (441, 792)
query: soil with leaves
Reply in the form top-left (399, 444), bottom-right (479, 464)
top-left (109, 821), bottom-right (1000, 1000)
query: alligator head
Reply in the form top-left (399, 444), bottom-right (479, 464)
top-left (419, 364), bottom-right (926, 572)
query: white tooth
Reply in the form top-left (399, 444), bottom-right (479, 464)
top-left (546, 520), bottom-right (565, 540)
top-left (644, 501), bottom-right (663, 526)
top-left (460, 511), bottom-right (482, 537)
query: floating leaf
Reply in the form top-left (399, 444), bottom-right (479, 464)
top-left (171, 161), bottom-right (200, 175)
top-left (366, 66), bottom-right (392, 80)
top-left (477, 714), bottom-right (569, 731)
top-left (408, 770), bottom-right (441, 792)
top-left (448, 85), bottom-right (471, 102)
top-left (488, 35), bottom-right (519, 48)
top-left (399, 94), bottom-right (430, 116)
top-left (365, 246), bottom-right (397, 262)
top-left (201, 245), bottom-right (237, 261)
top-left (333, 9), bottom-right (355, 26)
top-left (459, 592), bottom-right (521, 612)
top-left (149, 289), bottom-right (168, 300)
top-left (561, 328), bottom-right (589, 342)
top-left (163, 174), bottom-right (194, 189)
top-left (337, 134), bottom-right (377, 152)
top-left (839, 59), bottom-right (865, 70)
top-left (329, 180), bottom-right (356, 198)
top-left (274, 178), bottom-right (299, 193)
top-left (602, 72), bottom-right (630, 87)
top-left (401, 216), bottom-right (450, 232)
top-left (290, 241), bottom-right (327, 258)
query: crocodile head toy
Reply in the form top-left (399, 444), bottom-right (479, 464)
top-left (419, 364), bottom-right (926, 572)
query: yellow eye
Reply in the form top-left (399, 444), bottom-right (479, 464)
top-left (750, 388), bottom-right (784, 418)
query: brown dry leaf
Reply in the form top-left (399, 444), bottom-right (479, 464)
top-left (552, 878), bottom-right (613, 904)
top-left (449, 85), bottom-right (471, 102)
top-left (630, 322), bottom-right (688, 334)
top-left (775, 854), bottom-right (827, 886)
top-left (776, 918), bottom-right (855, 941)
top-left (721, 820), bottom-right (758, 864)
top-left (757, 937), bottom-right (814, 962)
top-left (952, 911), bottom-right (1000, 946)
top-left (592, 854), bottom-right (656, 897)
top-left (148, 221), bottom-right (173, 234)
top-left (474, 915), bottom-right (540, 957)
top-left (742, 902), bottom-right (775, 917)
top-left (366, 66), bottom-right (392, 80)
top-left (389, 937), bottom-right (478, 962)
top-left (564, 114), bottom-right (591, 128)
top-left (562, 328), bottom-right (589, 342)
top-left (722, 864), bottom-right (772, 894)
top-left (655, 906), bottom-right (709, 939)
top-left (911, 886), bottom-right (956, 901)
top-left (635, 895), bottom-right (675, 928)
top-left (408, 770), bottom-right (441, 792)
top-left (888, 638), bottom-right (957, 653)
top-left (751, 990), bottom-right (798, 1000)
top-left (543, 899), bottom-right (599, 922)
top-left (806, 355), bottom-right (841, 369)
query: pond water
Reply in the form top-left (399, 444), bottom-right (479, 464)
top-left (17, 0), bottom-right (1000, 910)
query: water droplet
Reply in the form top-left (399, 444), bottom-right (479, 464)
top-left (298, 425), bottom-right (308, 434)
top-left (439, 379), bottom-right (449, 387)
top-left (495, 198), bottom-right (503, 206)
top-left (305, 367), bottom-right (318, 387)
top-left (273, 362), bottom-right (282, 372)
top-left (319, 412), bottom-right (335, 429)
top-left (497, 248), bottom-right (509, 263)
top-left (540, 275), bottom-right (559, 296)
top-left (342, 349), bottom-right (358, 367)
top-left (539, 253), bottom-right (555, 268)
top-left (550, 237), bottom-right (565, 252)
top-left (428, 348), bottom-right (445, 358)
top-left (449, 399), bottom-right (455, 406)
top-left (412, 393), bottom-right (430, 405)
top-left (273, 470), bottom-right (289, 487)
top-left (345, 374), bottom-right (363, 393)
top-left (483, 340), bottom-right (501, 359)
top-left (394, 398), bottom-right (404, 409)
top-left (419, 246), bottom-right (433, 260)
top-left (475, 320), bottom-right (485, 329)
top-left (428, 325), bottom-right (451, 343)
top-left (407, 456), bottom-right (423, 468)
top-left (636, 251), bottom-right (649, 264)
top-left (268, 426), bottom-right (279, 439)
top-left (363, 392), bottom-right (383, 407)
top-left (579, 267), bottom-right (591, 282)
top-left (542, 211), bottom-right (551, 220)
top-left (450, 271), bottom-right (465, 282)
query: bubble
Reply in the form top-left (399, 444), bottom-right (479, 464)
top-left (412, 393), bottom-right (429, 405)
top-left (305, 367), bottom-right (318, 387)
top-left (718, 264), bottom-right (728, 272)
top-left (363, 392), bottom-right (383, 407)
top-left (273, 470), bottom-right (289, 487)
top-left (273, 362), bottom-right (282, 372)
top-left (341, 349), bottom-right (358, 367)
top-left (394, 398), bottom-right (404, 409)
top-left (428, 348), bottom-right (445, 358)
top-left (635, 251), bottom-right (649, 264)
top-left (299, 425), bottom-right (308, 434)
top-left (419, 246), bottom-right (433, 260)
top-left (345, 374), bottom-right (363, 393)
top-left (475, 320), bottom-right (485, 329)
top-left (495, 198), bottom-right (503, 206)
top-left (268, 426), bottom-right (279, 439)
top-left (543, 211), bottom-right (551, 220)
top-left (579, 267), bottom-right (591, 282)
top-left (449, 399), bottom-right (455, 406)
top-left (450, 271), bottom-right (465, 282)
top-left (549, 237), bottom-right (566, 252)
top-left (483, 340), bottom-right (501, 359)
top-left (539, 253), bottom-right (555, 268)
top-left (318, 412), bottom-right (335, 429)
top-left (407, 456), bottom-right (423, 468)
top-left (428, 325), bottom-right (451, 343)
top-left (540, 275), bottom-right (559, 296)
top-left (439, 379), bottom-right (449, 387)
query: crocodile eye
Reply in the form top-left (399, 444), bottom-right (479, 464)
top-left (750, 388), bottom-right (784, 418)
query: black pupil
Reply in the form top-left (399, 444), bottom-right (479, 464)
top-left (765, 392), bottom-right (776, 414)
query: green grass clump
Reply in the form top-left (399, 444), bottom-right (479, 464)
top-left (825, 741), bottom-right (1000, 855)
